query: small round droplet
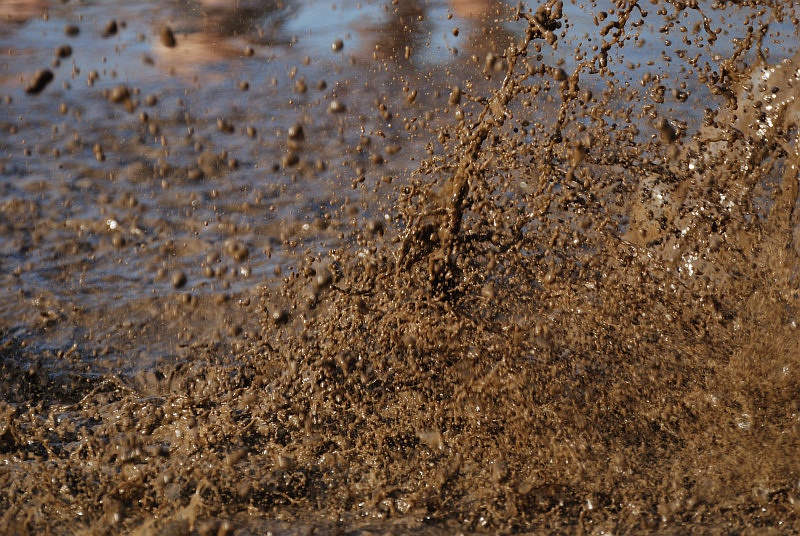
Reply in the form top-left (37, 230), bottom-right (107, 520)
top-left (332, 38), bottom-right (344, 52)
top-left (328, 100), bottom-right (346, 114)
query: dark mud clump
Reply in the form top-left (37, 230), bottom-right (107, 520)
top-left (24, 69), bottom-right (54, 95)
top-left (2, 1), bottom-right (800, 534)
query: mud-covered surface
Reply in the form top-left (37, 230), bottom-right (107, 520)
top-left (2, 0), bottom-right (800, 534)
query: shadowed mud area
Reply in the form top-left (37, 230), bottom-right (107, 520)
top-left (2, 0), bottom-right (800, 534)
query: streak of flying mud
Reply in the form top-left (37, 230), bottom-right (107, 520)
top-left (3, 1), bottom-right (800, 534)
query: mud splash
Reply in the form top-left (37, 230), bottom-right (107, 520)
top-left (2, 0), bottom-right (800, 534)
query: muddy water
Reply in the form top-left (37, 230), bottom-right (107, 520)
top-left (2, 0), bottom-right (800, 534)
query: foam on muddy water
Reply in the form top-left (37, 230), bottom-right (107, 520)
top-left (2, 1), bottom-right (800, 534)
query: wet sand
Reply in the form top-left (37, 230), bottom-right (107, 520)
top-left (2, 0), bottom-right (800, 534)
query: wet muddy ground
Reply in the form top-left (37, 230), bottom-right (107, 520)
top-left (2, 0), bottom-right (800, 534)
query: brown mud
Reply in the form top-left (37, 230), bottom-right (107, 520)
top-left (2, 0), bottom-right (800, 534)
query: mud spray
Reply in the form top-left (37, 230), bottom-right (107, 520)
top-left (2, 0), bottom-right (800, 534)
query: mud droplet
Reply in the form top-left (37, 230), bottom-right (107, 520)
top-left (25, 70), bottom-right (54, 95)
top-left (225, 240), bottom-right (249, 262)
top-left (103, 20), bottom-right (118, 38)
top-left (570, 142), bottom-right (586, 167)
top-left (171, 271), bottom-right (187, 289)
top-left (288, 123), bottom-right (305, 141)
top-left (658, 118), bottom-right (677, 144)
top-left (328, 100), bottom-right (347, 114)
top-left (672, 88), bottom-right (689, 102)
top-left (366, 219), bottom-right (384, 235)
top-left (448, 86), bottom-right (462, 105)
top-left (217, 118), bottom-right (235, 134)
top-left (271, 308), bottom-right (289, 325)
top-left (281, 152), bottom-right (299, 168)
top-left (108, 85), bottom-right (131, 104)
top-left (160, 26), bottom-right (177, 48)
top-left (332, 38), bottom-right (344, 52)
top-left (55, 45), bottom-right (72, 59)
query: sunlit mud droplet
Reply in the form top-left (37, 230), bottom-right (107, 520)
top-left (328, 100), bottom-right (347, 114)
top-left (288, 123), bottom-right (305, 141)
